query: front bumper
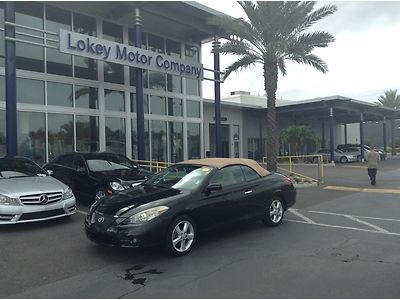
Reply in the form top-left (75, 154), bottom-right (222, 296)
top-left (0, 197), bottom-right (76, 225)
top-left (85, 212), bottom-right (168, 248)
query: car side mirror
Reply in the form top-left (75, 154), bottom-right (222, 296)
top-left (205, 183), bottom-right (222, 196)
top-left (47, 169), bottom-right (53, 176)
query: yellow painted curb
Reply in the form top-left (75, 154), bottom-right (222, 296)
top-left (323, 185), bottom-right (400, 195)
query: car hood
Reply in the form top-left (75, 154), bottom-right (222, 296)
top-left (0, 176), bottom-right (68, 197)
top-left (94, 184), bottom-right (184, 216)
top-left (92, 169), bottom-right (147, 182)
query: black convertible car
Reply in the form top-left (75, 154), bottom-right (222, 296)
top-left (44, 152), bottom-right (151, 203)
top-left (85, 158), bottom-right (296, 256)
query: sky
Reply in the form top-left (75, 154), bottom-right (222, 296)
top-left (198, 1), bottom-right (400, 103)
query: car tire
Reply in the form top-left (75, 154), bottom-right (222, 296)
top-left (340, 156), bottom-right (348, 163)
top-left (357, 155), bottom-right (362, 162)
top-left (165, 215), bottom-right (197, 257)
top-left (262, 196), bottom-right (285, 227)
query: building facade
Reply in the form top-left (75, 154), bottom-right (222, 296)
top-left (0, 1), bottom-right (225, 165)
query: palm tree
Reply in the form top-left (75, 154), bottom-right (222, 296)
top-left (279, 125), bottom-right (319, 155)
top-left (209, 1), bottom-right (336, 171)
top-left (375, 89), bottom-right (400, 155)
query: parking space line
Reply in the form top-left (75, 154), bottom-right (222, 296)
top-left (288, 209), bottom-right (316, 224)
top-left (76, 209), bottom-right (88, 215)
top-left (344, 215), bottom-right (389, 233)
top-left (308, 210), bottom-right (400, 222)
top-left (284, 218), bottom-right (400, 237)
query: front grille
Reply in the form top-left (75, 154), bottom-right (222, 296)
top-left (20, 192), bottom-right (63, 205)
top-left (67, 205), bottom-right (76, 213)
top-left (19, 209), bottom-right (65, 221)
top-left (0, 214), bottom-right (15, 221)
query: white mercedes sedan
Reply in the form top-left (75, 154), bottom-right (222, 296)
top-left (0, 157), bottom-right (76, 224)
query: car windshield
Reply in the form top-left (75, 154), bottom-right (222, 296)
top-left (0, 159), bottom-right (47, 178)
top-left (144, 165), bottom-right (214, 190)
top-left (87, 159), bottom-right (132, 172)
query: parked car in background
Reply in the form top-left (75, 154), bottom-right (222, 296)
top-left (340, 146), bottom-right (369, 162)
top-left (309, 148), bottom-right (358, 163)
top-left (43, 152), bottom-right (151, 203)
top-left (85, 158), bottom-right (296, 256)
top-left (337, 144), bottom-right (386, 160)
top-left (0, 157), bottom-right (76, 224)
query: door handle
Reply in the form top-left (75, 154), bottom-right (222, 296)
top-left (244, 190), bottom-right (252, 195)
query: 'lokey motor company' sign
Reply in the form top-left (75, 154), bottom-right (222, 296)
top-left (59, 30), bottom-right (203, 80)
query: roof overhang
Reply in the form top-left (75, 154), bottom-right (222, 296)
top-left (48, 1), bottom-right (229, 43)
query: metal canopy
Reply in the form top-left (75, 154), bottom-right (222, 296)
top-left (49, 1), bottom-right (228, 43)
top-left (276, 96), bottom-right (400, 124)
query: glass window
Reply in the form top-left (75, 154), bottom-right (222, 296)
top-left (0, 76), bottom-right (5, 101)
top-left (241, 165), bottom-right (260, 181)
top-left (105, 117), bottom-right (126, 155)
top-left (151, 120), bottom-right (167, 162)
top-left (185, 45), bottom-right (199, 62)
top-left (209, 166), bottom-right (245, 188)
top-left (130, 93), bottom-right (149, 114)
top-left (186, 78), bottom-right (199, 96)
top-left (149, 71), bottom-right (166, 90)
top-left (148, 34), bottom-right (164, 54)
top-left (167, 75), bottom-right (182, 93)
top-left (131, 119), bottom-right (150, 160)
top-left (169, 122), bottom-right (183, 163)
top-left (73, 13), bottom-right (97, 80)
top-left (104, 89), bottom-right (125, 112)
top-left (17, 111), bottom-right (45, 165)
top-left (0, 110), bottom-right (5, 157)
top-left (75, 86), bottom-right (98, 109)
top-left (248, 138), bottom-right (260, 160)
top-left (76, 115), bottom-right (99, 152)
top-left (17, 78), bottom-right (44, 105)
top-left (103, 21), bottom-right (124, 85)
top-left (167, 98), bottom-right (183, 117)
top-left (0, 4), bottom-right (4, 67)
top-left (166, 39), bottom-right (181, 58)
top-left (47, 82), bottom-right (73, 107)
top-left (187, 100), bottom-right (200, 118)
top-left (48, 113), bottom-right (74, 161)
top-left (150, 95), bottom-right (166, 115)
top-left (45, 5), bottom-right (72, 76)
top-left (15, 2), bottom-right (44, 73)
top-left (187, 123), bottom-right (200, 159)
top-left (53, 154), bottom-right (74, 167)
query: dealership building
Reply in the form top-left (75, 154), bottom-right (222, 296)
top-left (1, 1), bottom-right (399, 165)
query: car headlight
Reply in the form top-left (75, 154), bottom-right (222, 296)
top-left (122, 206), bottom-right (169, 225)
top-left (0, 194), bottom-right (20, 206)
top-left (62, 188), bottom-right (74, 200)
top-left (110, 182), bottom-right (125, 191)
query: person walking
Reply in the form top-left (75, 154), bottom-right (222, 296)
top-left (366, 147), bottom-right (380, 185)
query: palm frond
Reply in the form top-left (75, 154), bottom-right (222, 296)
top-left (223, 54), bottom-right (260, 80)
top-left (289, 53), bottom-right (329, 74)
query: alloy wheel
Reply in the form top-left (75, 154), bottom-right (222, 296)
top-left (269, 199), bottom-right (283, 224)
top-left (171, 220), bottom-right (195, 253)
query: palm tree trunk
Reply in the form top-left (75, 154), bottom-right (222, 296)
top-left (391, 119), bottom-right (396, 155)
top-left (264, 61), bottom-right (278, 172)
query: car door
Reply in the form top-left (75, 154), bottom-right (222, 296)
top-left (196, 165), bottom-right (248, 229)
top-left (71, 155), bottom-right (94, 200)
top-left (47, 154), bottom-right (76, 189)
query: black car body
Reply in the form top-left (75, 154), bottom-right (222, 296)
top-left (44, 152), bottom-right (151, 203)
top-left (85, 158), bottom-right (296, 256)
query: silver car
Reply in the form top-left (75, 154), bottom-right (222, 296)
top-left (0, 157), bottom-right (76, 224)
top-left (311, 148), bottom-right (358, 163)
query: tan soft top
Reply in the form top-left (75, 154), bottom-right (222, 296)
top-left (178, 158), bottom-right (270, 177)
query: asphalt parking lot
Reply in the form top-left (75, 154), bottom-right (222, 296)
top-left (1, 158), bottom-right (400, 298)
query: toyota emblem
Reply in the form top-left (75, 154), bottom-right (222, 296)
top-left (39, 194), bottom-right (49, 205)
top-left (98, 216), bottom-right (105, 223)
